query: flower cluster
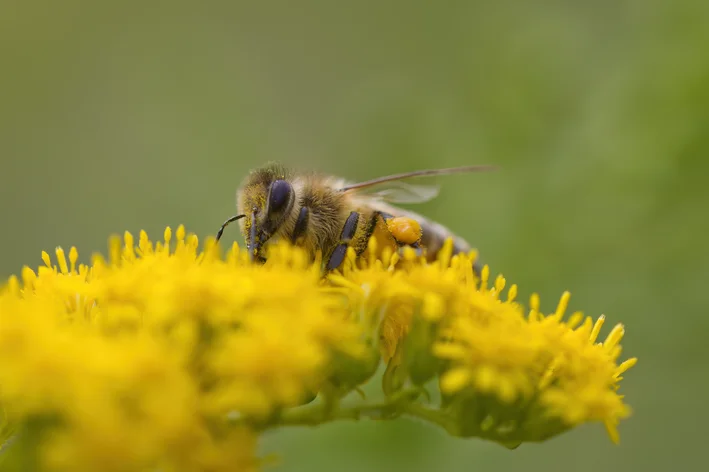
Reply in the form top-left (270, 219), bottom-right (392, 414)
top-left (0, 226), bottom-right (636, 471)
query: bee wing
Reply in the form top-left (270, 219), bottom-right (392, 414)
top-left (356, 181), bottom-right (441, 204)
top-left (338, 164), bottom-right (496, 204)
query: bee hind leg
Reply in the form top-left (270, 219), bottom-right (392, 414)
top-left (325, 211), bottom-right (360, 271)
top-left (398, 241), bottom-right (424, 259)
top-left (326, 211), bottom-right (424, 272)
top-left (371, 211), bottom-right (424, 258)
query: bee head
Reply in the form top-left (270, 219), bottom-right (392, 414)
top-left (235, 163), bottom-right (296, 261)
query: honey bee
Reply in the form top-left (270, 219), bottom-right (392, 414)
top-left (215, 163), bottom-right (496, 274)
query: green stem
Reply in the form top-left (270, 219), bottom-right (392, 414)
top-left (273, 399), bottom-right (399, 428)
top-left (258, 388), bottom-right (432, 429)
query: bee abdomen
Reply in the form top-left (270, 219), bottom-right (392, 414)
top-left (417, 218), bottom-right (483, 276)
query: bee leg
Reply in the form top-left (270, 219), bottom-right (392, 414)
top-left (325, 211), bottom-right (360, 271)
top-left (290, 206), bottom-right (310, 244)
top-left (370, 212), bottom-right (479, 276)
top-left (398, 241), bottom-right (424, 258)
top-left (371, 212), bottom-right (424, 257)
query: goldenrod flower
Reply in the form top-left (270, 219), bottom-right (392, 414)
top-left (328, 240), bottom-right (636, 447)
top-left (0, 226), bottom-right (636, 471)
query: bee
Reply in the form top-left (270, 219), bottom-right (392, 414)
top-left (215, 163), bottom-right (496, 274)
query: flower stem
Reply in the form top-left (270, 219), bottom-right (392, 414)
top-left (273, 398), bottom-right (400, 427)
top-left (260, 388), bottom-right (457, 435)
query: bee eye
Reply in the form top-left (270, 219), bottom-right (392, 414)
top-left (268, 179), bottom-right (292, 213)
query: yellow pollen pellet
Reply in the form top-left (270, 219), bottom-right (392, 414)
top-left (386, 217), bottom-right (422, 245)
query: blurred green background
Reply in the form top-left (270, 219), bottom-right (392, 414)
top-left (1, 1), bottom-right (707, 471)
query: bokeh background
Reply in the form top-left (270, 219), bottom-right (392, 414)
top-left (2, 1), bottom-right (708, 471)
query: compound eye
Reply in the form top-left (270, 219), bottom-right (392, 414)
top-left (268, 179), bottom-right (293, 213)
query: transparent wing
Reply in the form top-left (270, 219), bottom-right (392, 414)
top-left (338, 164), bottom-right (496, 205)
top-left (359, 180), bottom-right (441, 204)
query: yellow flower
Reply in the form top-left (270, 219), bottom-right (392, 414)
top-left (330, 240), bottom-right (637, 446)
top-left (0, 225), bottom-right (637, 471)
top-left (0, 226), bottom-right (363, 471)
top-left (436, 281), bottom-right (635, 445)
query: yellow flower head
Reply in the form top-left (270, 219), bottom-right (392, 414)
top-left (331, 238), bottom-right (637, 446)
top-left (0, 226), bottom-right (363, 471)
top-left (0, 226), bottom-right (637, 470)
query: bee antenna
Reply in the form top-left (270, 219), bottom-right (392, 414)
top-left (215, 214), bottom-right (246, 242)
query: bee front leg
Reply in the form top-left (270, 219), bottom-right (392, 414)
top-left (325, 211), bottom-right (360, 271)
